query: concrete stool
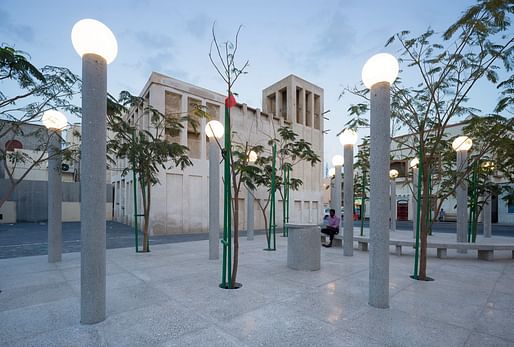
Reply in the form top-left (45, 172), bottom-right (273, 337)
top-left (287, 224), bottom-right (320, 271)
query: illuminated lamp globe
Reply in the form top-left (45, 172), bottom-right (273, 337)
top-left (332, 154), bottom-right (344, 167)
top-left (205, 120), bottom-right (224, 139)
top-left (361, 53), bottom-right (399, 89)
top-left (481, 160), bottom-right (495, 171)
top-left (71, 19), bottom-right (118, 64)
top-left (389, 169), bottom-right (399, 179)
top-left (409, 157), bottom-right (419, 168)
top-left (248, 150), bottom-right (258, 163)
top-left (452, 136), bottom-right (472, 152)
top-left (339, 129), bottom-right (358, 146)
top-left (328, 168), bottom-right (336, 177)
top-left (42, 110), bottom-right (68, 130)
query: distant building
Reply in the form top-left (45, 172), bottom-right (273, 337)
top-left (0, 120), bottom-right (113, 223)
top-left (111, 73), bottom-right (325, 234)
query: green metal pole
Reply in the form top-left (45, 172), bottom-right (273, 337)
top-left (283, 166), bottom-right (289, 237)
top-left (132, 130), bottom-right (139, 253)
top-left (220, 103), bottom-right (232, 288)
top-left (360, 171), bottom-right (366, 236)
top-left (413, 151), bottom-right (423, 278)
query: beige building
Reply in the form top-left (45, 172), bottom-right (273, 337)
top-left (111, 73), bottom-right (325, 234)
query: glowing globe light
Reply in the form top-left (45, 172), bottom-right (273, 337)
top-left (332, 154), bottom-right (344, 167)
top-left (248, 150), bottom-right (258, 163)
top-left (452, 136), bottom-right (472, 152)
top-left (362, 53), bottom-right (399, 89)
top-left (42, 110), bottom-right (68, 130)
top-left (328, 168), bottom-right (336, 177)
top-left (205, 120), bottom-right (224, 139)
top-left (389, 169), bottom-right (399, 179)
top-left (339, 129), bottom-right (358, 146)
top-left (71, 19), bottom-right (118, 64)
top-left (409, 157), bottom-right (419, 168)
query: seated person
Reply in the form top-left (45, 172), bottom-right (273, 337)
top-left (321, 208), bottom-right (340, 248)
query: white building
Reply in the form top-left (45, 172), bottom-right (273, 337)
top-left (111, 73), bottom-right (325, 234)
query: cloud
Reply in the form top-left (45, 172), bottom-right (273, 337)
top-left (0, 9), bottom-right (35, 43)
top-left (282, 8), bottom-right (356, 73)
top-left (186, 13), bottom-right (211, 39)
top-left (132, 31), bottom-right (174, 49)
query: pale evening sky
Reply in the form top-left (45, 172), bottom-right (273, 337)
top-left (0, 0), bottom-right (502, 173)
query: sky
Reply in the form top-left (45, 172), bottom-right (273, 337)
top-left (0, 0), bottom-right (503, 174)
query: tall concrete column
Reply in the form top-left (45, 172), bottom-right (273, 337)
top-left (369, 82), bottom-right (391, 309)
top-left (483, 194), bottom-right (492, 238)
top-left (209, 141), bottom-right (220, 259)
top-left (247, 189), bottom-right (254, 240)
top-left (412, 167), bottom-right (418, 238)
top-left (343, 145), bottom-right (354, 256)
top-left (48, 132), bottom-right (62, 263)
top-left (456, 150), bottom-right (468, 248)
top-left (334, 164), bottom-right (342, 224)
top-left (80, 54), bottom-right (107, 324)
top-left (390, 178), bottom-right (396, 232)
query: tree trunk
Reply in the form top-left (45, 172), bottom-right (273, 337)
top-left (142, 180), bottom-right (151, 252)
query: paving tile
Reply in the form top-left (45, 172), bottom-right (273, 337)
top-left (9, 325), bottom-right (104, 347)
top-left (0, 281), bottom-right (76, 312)
top-left (474, 306), bottom-right (514, 341)
top-left (160, 326), bottom-right (246, 347)
top-left (464, 331), bottom-right (514, 347)
top-left (344, 307), bottom-right (472, 347)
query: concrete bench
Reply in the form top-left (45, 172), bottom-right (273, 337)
top-left (320, 233), bottom-right (343, 247)
top-left (353, 236), bottom-right (514, 261)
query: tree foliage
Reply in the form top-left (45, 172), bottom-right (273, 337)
top-left (0, 45), bottom-right (80, 208)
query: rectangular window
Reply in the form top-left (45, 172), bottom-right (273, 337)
top-left (314, 94), bottom-right (320, 129)
top-left (187, 97), bottom-right (201, 159)
top-left (508, 202), bottom-right (514, 214)
top-left (164, 91), bottom-right (182, 143)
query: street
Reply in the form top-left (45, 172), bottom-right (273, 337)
top-left (0, 220), bottom-right (512, 259)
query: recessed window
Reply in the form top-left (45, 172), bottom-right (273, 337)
top-left (5, 140), bottom-right (23, 151)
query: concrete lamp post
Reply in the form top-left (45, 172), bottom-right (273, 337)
top-left (206, 120), bottom-right (224, 259)
top-left (481, 160), bottom-right (494, 238)
top-left (331, 155), bottom-right (344, 217)
top-left (328, 167), bottom-right (336, 209)
top-left (389, 169), bottom-right (399, 232)
top-left (247, 150), bottom-right (258, 240)
top-left (362, 52), bottom-right (399, 309)
top-left (409, 158), bottom-right (420, 239)
top-left (43, 110), bottom-right (67, 263)
top-left (72, 18), bottom-right (117, 325)
top-left (452, 136), bottom-right (472, 249)
top-left (339, 129), bottom-right (358, 256)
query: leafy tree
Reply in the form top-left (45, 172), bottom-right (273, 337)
top-left (0, 45), bottom-right (80, 208)
top-left (245, 126), bottom-right (320, 245)
top-left (107, 91), bottom-right (198, 252)
top-left (209, 23), bottom-right (249, 288)
top-left (342, 0), bottom-right (513, 280)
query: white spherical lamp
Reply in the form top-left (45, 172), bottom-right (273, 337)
top-left (205, 120), bottom-right (224, 139)
top-left (42, 110), bottom-right (68, 130)
top-left (339, 129), bottom-right (358, 146)
top-left (362, 53), bottom-right (399, 89)
top-left (328, 167), bottom-right (336, 177)
top-left (332, 154), bottom-right (344, 167)
top-left (71, 19), bottom-right (118, 64)
top-left (389, 169), bottom-right (399, 179)
top-left (409, 157), bottom-right (419, 168)
top-left (452, 136), bottom-right (472, 152)
top-left (248, 150), bottom-right (258, 163)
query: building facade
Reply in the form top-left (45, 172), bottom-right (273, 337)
top-left (111, 73), bottom-right (324, 234)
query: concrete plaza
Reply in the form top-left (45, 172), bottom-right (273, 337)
top-left (1, 230), bottom-right (513, 346)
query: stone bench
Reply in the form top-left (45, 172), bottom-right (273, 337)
top-left (353, 236), bottom-right (514, 261)
top-left (320, 233), bottom-right (343, 247)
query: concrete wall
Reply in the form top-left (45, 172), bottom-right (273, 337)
top-left (0, 179), bottom-right (113, 222)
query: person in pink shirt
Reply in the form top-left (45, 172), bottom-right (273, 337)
top-left (321, 209), bottom-right (340, 247)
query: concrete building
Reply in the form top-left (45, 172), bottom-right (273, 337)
top-left (111, 73), bottom-right (324, 234)
top-left (0, 121), bottom-right (113, 223)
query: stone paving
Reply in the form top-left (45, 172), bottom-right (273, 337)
top-left (1, 230), bottom-right (513, 346)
